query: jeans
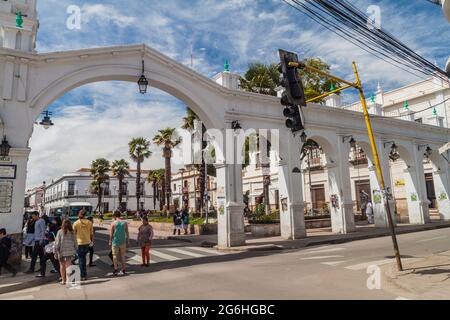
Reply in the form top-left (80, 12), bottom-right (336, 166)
top-left (29, 242), bottom-right (46, 275)
top-left (88, 246), bottom-right (94, 265)
top-left (77, 245), bottom-right (89, 278)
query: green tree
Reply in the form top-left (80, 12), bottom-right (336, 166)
top-left (147, 168), bottom-right (165, 211)
top-left (240, 58), bottom-right (339, 103)
top-left (153, 128), bottom-right (182, 211)
top-left (111, 159), bottom-right (130, 212)
top-left (90, 158), bottom-right (110, 214)
top-left (240, 63), bottom-right (280, 96)
top-left (129, 137), bottom-right (152, 212)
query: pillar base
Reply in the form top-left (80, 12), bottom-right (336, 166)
top-left (217, 202), bottom-right (246, 248)
top-left (280, 202), bottom-right (307, 240)
top-left (331, 202), bottom-right (356, 234)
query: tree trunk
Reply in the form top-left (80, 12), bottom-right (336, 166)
top-left (96, 188), bottom-right (102, 214)
top-left (164, 146), bottom-right (172, 212)
top-left (118, 176), bottom-right (123, 212)
top-left (153, 180), bottom-right (157, 210)
top-left (199, 125), bottom-right (207, 217)
top-left (136, 160), bottom-right (141, 212)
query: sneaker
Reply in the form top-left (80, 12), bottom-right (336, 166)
top-left (81, 277), bottom-right (87, 282)
top-left (113, 270), bottom-right (119, 277)
top-left (50, 269), bottom-right (58, 274)
top-left (120, 270), bottom-right (126, 276)
top-left (35, 274), bottom-right (45, 278)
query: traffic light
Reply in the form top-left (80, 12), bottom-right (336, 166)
top-left (278, 49), bottom-right (306, 132)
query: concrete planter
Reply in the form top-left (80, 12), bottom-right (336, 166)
top-left (125, 220), bottom-right (217, 235)
top-left (250, 224), bottom-right (281, 238)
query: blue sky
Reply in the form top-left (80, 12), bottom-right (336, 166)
top-left (27, 0), bottom-right (450, 187)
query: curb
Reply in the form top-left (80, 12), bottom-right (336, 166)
top-left (0, 274), bottom-right (59, 295)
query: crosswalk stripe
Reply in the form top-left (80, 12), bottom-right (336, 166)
top-left (301, 255), bottom-right (344, 261)
top-left (166, 248), bottom-right (205, 258)
top-left (321, 260), bottom-right (348, 266)
top-left (186, 246), bottom-right (227, 255)
top-left (151, 250), bottom-right (181, 261)
top-left (345, 259), bottom-right (394, 270)
top-left (301, 248), bottom-right (346, 255)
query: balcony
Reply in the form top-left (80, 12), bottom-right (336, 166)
top-left (349, 147), bottom-right (368, 165)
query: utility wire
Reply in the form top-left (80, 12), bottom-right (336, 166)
top-left (283, 0), bottom-right (449, 83)
top-left (372, 97), bottom-right (450, 119)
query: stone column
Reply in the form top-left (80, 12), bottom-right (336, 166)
top-left (431, 155), bottom-right (450, 220)
top-left (278, 131), bottom-right (306, 239)
top-left (216, 128), bottom-right (245, 248)
top-left (368, 143), bottom-right (396, 228)
top-left (2, 148), bottom-right (31, 264)
top-left (328, 135), bottom-right (355, 234)
top-left (404, 144), bottom-right (430, 224)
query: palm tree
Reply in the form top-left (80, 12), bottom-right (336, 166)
top-left (154, 169), bottom-right (166, 211)
top-left (111, 159), bottom-right (130, 212)
top-left (181, 107), bottom-right (206, 215)
top-left (240, 63), bottom-right (280, 96)
top-left (153, 128), bottom-right (182, 211)
top-left (147, 168), bottom-right (165, 211)
top-left (90, 158), bottom-right (110, 214)
top-left (129, 137), bottom-right (152, 213)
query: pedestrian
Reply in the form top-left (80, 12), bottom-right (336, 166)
top-left (23, 216), bottom-right (35, 260)
top-left (54, 219), bottom-right (78, 285)
top-left (43, 229), bottom-right (60, 277)
top-left (86, 216), bottom-right (96, 267)
top-left (359, 189), bottom-right (370, 220)
top-left (366, 201), bottom-right (374, 224)
top-left (173, 210), bottom-right (182, 236)
top-left (26, 212), bottom-right (47, 278)
top-left (181, 207), bottom-right (190, 235)
top-left (98, 212), bottom-right (104, 227)
top-left (72, 209), bottom-right (93, 281)
top-left (0, 228), bottom-right (17, 277)
top-left (109, 211), bottom-right (130, 276)
top-left (137, 217), bottom-right (154, 267)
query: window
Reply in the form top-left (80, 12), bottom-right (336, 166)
top-left (174, 184), bottom-right (177, 192)
top-left (103, 182), bottom-right (110, 196)
top-left (121, 182), bottom-right (127, 196)
top-left (68, 181), bottom-right (76, 196)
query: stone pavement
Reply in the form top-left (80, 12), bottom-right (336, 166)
top-left (381, 249), bottom-right (450, 299)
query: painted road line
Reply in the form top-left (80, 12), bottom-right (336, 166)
top-left (151, 249), bottom-right (181, 261)
top-left (166, 248), bottom-right (205, 258)
top-left (416, 236), bottom-right (447, 243)
top-left (2, 294), bottom-right (34, 300)
top-left (186, 246), bottom-right (227, 255)
top-left (321, 260), bottom-right (348, 266)
top-left (301, 248), bottom-right (346, 255)
top-left (345, 259), bottom-right (393, 270)
top-left (300, 255), bottom-right (344, 261)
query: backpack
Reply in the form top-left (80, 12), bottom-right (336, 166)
top-left (8, 237), bottom-right (19, 256)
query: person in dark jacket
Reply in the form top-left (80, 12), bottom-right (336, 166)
top-left (0, 228), bottom-right (17, 277)
top-left (181, 207), bottom-right (190, 235)
top-left (173, 210), bottom-right (182, 235)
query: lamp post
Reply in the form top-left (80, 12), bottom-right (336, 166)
top-left (39, 111), bottom-right (54, 129)
top-left (137, 60), bottom-right (149, 94)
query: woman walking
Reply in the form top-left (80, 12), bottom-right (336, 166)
top-left (23, 216), bottom-right (35, 260)
top-left (137, 217), bottom-right (154, 267)
top-left (54, 219), bottom-right (78, 285)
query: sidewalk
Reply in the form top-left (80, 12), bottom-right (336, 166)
top-left (381, 250), bottom-right (450, 299)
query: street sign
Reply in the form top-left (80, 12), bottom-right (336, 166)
top-left (439, 141), bottom-right (450, 154)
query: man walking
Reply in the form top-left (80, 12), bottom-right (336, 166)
top-left (359, 189), bottom-right (370, 220)
top-left (73, 209), bottom-right (93, 281)
top-left (26, 212), bottom-right (47, 278)
top-left (0, 228), bottom-right (17, 277)
top-left (109, 211), bottom-right (130, 276)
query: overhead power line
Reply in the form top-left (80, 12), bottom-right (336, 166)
top-left (283, 0), bottom-right (449, 84)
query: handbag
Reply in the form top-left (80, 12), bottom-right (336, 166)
top-left (45, 241), bottom-right (55, 254)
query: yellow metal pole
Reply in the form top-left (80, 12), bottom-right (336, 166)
top-left (306, 84), bottom-right (353, 103)
top-left (352, 62), bottom-right (403, 272)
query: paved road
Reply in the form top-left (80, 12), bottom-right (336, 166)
top-left (1, 227), bottom-right (450, 300)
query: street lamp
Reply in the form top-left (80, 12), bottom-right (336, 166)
top-left (39, 111), bottom-right (54, 129)
top-left (0, 136), bottom-right (11, 157)
top-left (137, 60), bottom-right (148, 94)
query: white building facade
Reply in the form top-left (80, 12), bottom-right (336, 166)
top-left (43, 168), bottom-right (158, 214)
